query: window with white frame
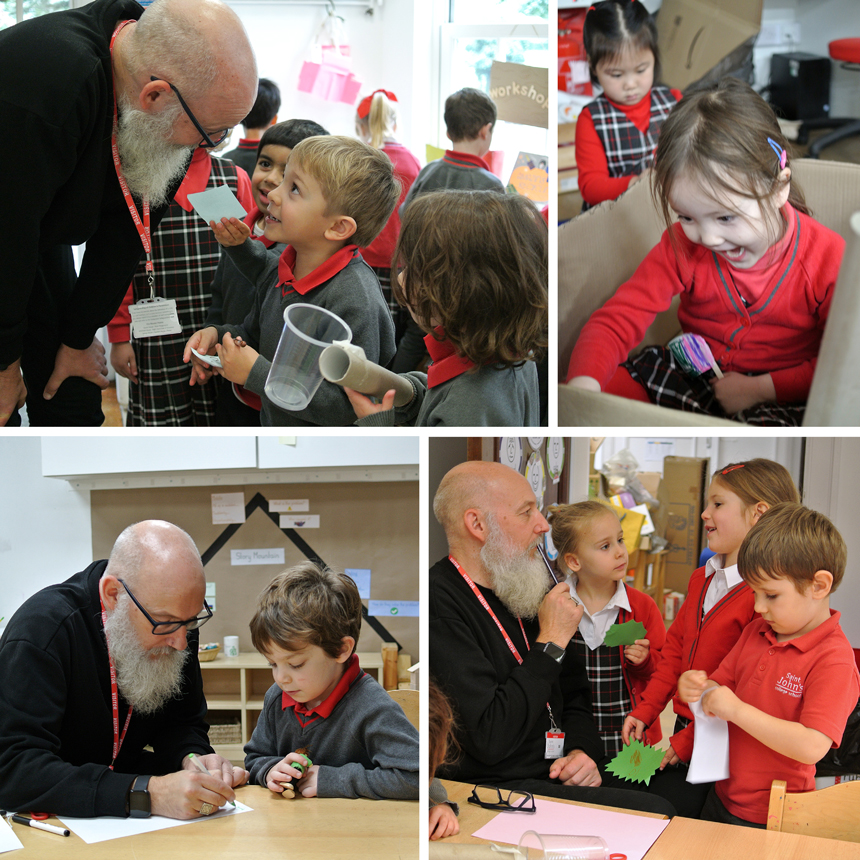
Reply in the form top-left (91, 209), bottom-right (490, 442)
top-left (437, 0), bottom-right (549, 184)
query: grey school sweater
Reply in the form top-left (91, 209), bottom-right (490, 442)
top-left (357, 361), bottom-right (540, 427)
top-left (213, 241), bottom-right (395, 426)
top-left (244, 661), bottom-right (419, 800)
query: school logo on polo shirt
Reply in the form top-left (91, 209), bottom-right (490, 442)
top-left (775, 671), bottom-right (803, 697)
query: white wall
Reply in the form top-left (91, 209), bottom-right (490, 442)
top-left (0, 439), bottom-right (93, 631)
top-left (219, 1), bottom-right (433, 161)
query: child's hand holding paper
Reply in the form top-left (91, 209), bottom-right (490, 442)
top-left (217, 333), bottom-right (257, 386)
top-left (211, 216), bottom-right (252, 248)
top-left (183, 326), bottom-right (220, 386)
top-left (187, 184), bottom-right (248, 246)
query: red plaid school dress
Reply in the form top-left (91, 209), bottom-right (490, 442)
top-left (581, 85), bottom-right (678, 212)
top-left (125, 156), bottom-right (248, 426)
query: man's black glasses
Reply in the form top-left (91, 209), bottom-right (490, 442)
top-left (118, 578), bottom-right (212, 635)
top-left (468, 785), bottom-right (536, 814)
top-left (150, 76), bottom-right (229, 148)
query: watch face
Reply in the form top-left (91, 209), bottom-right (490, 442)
top-left (129, 777), bottom-right (151, 817)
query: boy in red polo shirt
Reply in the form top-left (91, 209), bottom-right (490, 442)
top-left (679, 503), bottom-right (860, 827)
top-left (244, 562), bottom-right (419, 799)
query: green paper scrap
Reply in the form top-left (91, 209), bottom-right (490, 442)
top-left (606, 739), bottom-right (664, 786)
top-left (603, 620), bottom-right (646, 647)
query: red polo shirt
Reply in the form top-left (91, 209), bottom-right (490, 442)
top-left (281, 653), bottom-right (364, 728)
top-left (709, 609), bottom-right (859, 823)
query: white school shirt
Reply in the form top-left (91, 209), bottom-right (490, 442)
top-left (566, 577), bottom-right (632, 650)
top-left (702, 554), bottom-right (743, 616)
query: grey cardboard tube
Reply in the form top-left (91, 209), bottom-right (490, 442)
top-left (319, 342), bottom-right (414, 406)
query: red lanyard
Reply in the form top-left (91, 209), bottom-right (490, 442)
top-left (100, 596), bottom-right (133, 770)
top-left (109, 20), bottom-right (155, 297)
top-left (449, 555), bottom-right (530, 662)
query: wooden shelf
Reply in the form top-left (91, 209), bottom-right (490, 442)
top-left (199, 651), bottom-right (385, 765)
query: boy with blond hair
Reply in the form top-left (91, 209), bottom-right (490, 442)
top-left (679, 502), bottom-right (860, 827)
top-left (244, 562), bottom-right (419, 800)
top-left (184, 135), bottom-right (398, 426)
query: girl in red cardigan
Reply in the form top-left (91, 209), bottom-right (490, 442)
top-left (622, 458), bottom-right (800, 816)
top-left (576, 0), bottom-right (681, 210)
top-left (567, 77), bottom-right (845, 426)
top-left (548, 501), bottom-right (665, 757)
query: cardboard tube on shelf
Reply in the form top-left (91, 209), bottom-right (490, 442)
top-left (319, 342), bottom-right (414, 406)
top-left (381, 643), bottom-right (399, 690)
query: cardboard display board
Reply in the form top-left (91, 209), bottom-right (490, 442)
top-left (91, 481), bottom-right (419, 663)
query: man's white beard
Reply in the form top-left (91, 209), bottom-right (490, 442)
top-left (103, 594), bottom-right (189, 715)
top-left (481, 515), bottom-right (550, 620)
top-left (115, 94), bottom-right (192, 208)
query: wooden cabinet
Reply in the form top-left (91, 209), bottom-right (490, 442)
top-left (200, 651), bottom-right (384, 764)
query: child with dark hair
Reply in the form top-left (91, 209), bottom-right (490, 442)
top-left (395, 87), bottom-right (505, 374)
top-left (568, 77), bottom-right (845, 426)
top-left (680, 503), bottom-right (860, 828)
top-left (222, 77), bottom-right (282, 176)
top-left (576, 0), bottom-right (681, 210)
top-left (245, 562), bottom-right (419, 800)
top-left (203, 119), bottom-right (329, 425)
top-left (429, 679), bottom-right (460, 840)
top-left (346, 190), bottom-right (546, 426)
top-left (185, 135), bottom-right (398, 427)
top-left (399, 87), bottom-right (504, 212)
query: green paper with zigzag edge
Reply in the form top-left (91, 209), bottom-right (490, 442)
top-left (605, 738), bottom-right (664, 785)
top-left (603, 619), bottom-right (646, 647)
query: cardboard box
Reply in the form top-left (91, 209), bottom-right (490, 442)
top-left (656, 0), bottom-right (762, 92)
top-left (558, 159), bottom-right (860, 426)
top-left (655, 456), bottom-right (709, 594)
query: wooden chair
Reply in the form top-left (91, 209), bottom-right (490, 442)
top-left (388, 688), bottom-right (419, 730)
top-left (767, 778), bottom-right (860, 842)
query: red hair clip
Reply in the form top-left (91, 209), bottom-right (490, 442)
top-left (356, 88), bottom-right (398, 119)
top-left (721, 464), bottom-right (745, 475)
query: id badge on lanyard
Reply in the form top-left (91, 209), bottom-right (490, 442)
top-left (110, 20), bottom-right (182, 340)
top-left (545, 704), bottom-right (565, 759)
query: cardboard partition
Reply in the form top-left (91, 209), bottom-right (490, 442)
top-left (558, 158), bottom-right (860, 427)
top-left (656, 0), bottom-right (763, 92)
top-left (654, 456), bottom-right (709, 594)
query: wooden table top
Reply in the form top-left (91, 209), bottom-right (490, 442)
top-left (8, 786), bottom-right (418, 859)
top-left (436, 780), bottom-right (860, 859)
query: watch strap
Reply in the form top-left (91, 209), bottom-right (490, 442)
top-left (129, 774), bottom-right (152, 818)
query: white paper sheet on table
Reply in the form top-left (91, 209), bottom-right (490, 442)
top-left (687, 687), bottom-right (730, 784)
top-left (471, 798), bottom-right (669, 860)
top-left (0, 820), bottom-right (23, 854)
top-left (57, 800), bottom-right (252, 844)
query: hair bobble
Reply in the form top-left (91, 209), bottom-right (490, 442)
top-left (721, 464), bottom-right (745, 475)
top-left (356, 88), bottom-right (398, 120)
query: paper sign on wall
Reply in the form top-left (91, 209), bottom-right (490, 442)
top-left (205, 582), bottom-right (216, 611)
top-left (345, 568), bottom-right (372, 599)
top-left (230, 548), bottom-right (286, 566)
top-left (279, 514), bottom-right (320, 529)
top-left (489, 61), bottom-right (549, 129)
top-left (269, 499), bottom-right (310, 513)
top-left (368, 600), bottom-right (419, 618)
top-left (211, 492), bottom-right (245, 524)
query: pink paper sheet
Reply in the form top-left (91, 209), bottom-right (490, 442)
top-left (471, 798), bottom-right (670, 860)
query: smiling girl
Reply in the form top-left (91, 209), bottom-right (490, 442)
top-left (576, 0), bottom-right (681, 209)
top-left (567, 77), bottom-right (846, 426)
top-left (621, 458), bottom-right (799, 816)
top-left (547, 501), bottom-right (665, 757)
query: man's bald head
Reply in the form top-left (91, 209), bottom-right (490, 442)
top-left (434, 461), bottom-right (530, 542)
top-left (105, 520), bottom-right (204, 595)
top-left (127, 0), bottom-right (256, 109)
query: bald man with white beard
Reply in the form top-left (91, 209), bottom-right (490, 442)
top-left (429, 461), bottom-right (675, 816)
top-left (0, 0), bottom-right (257, 427)
top-left (0, 521), bottom-right (248, 819)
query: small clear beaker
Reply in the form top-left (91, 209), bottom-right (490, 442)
top-left (516, 832), bottom-right (610, 860)
top-left (264, 303), bottom-right (352, 411)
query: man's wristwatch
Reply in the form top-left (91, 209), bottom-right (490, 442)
top-left (128, 774), bottom-right (152, 818)
top-left (538, 641), bottom-right (566, 664)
